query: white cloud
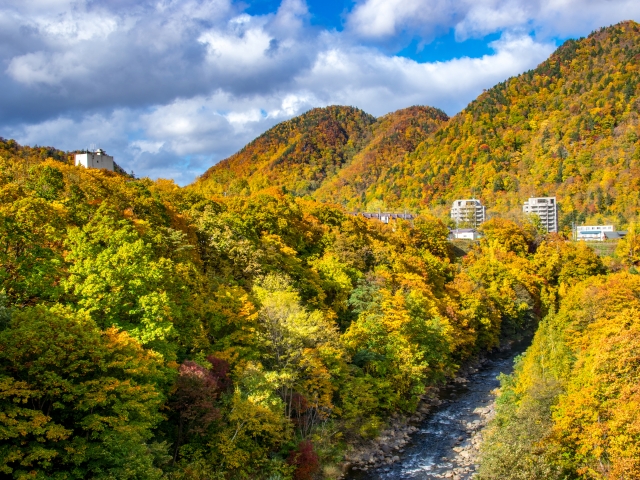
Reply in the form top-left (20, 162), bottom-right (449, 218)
top-left (5, 29), bottom-right (555, 184)
top-left (199, 24), bottom-right (274, 68)
top-left (9, 110), bottom-right (131, 150)
top-left (347, 0), bottom-right (640, 41)
top-left (293, 32), bottom-right (554, 116)
top-left (348, 0), bottom-right (462, 39)
top-left (131, 140), bottom-right (165, 155)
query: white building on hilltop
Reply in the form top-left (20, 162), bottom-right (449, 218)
top-left (576, 225), bottom-right (614, 242)
top-left (451, 199), bottom-right (485, 227)
top-left (523, 197), bottom-right (558, 233)
top-left (75, 149), bottom-right (114, 171)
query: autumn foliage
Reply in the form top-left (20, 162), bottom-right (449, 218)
top-left (287, 440), bottom-right (320, 480)
top-left (0, 138), bottom-right (559, 478)
top-left (1, 20), bottom-right (640, 480)
top-left (479, 273), bottom-right (640, 479)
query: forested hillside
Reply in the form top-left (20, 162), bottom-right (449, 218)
top-left (479, 268), bottom-right (640, 479)
top-left (195, 106), bottom-right (376, 198)
top-left (197, 21), bottom-right (640, 233)
top-left (0, 138), bottom-right (605, 479)
top-left (392, 20), bottom-right (640, 229)
top-left (313, 106), bottom-right (449, 208)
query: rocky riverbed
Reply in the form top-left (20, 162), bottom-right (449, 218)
top-left (343, 346), bottom-right (524, 480)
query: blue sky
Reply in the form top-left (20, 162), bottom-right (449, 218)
top-left (1, 0), bottom-right (639, 184)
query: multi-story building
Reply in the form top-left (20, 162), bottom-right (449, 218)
top-left (523, 197), bottom-right (558, 233)
top-left (576, 225), bottom-right (614, 242)
top-left (450, 199), bottom-right (485, 227)
top-left (75, 148), bottom-right (114, 171)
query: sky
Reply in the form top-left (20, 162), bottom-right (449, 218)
top-left (1, 0), bottom-right (639, 184)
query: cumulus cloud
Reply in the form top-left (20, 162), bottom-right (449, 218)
top-left (295, 33), bottom-right (554, 115)
top-left (1, 0), bottom-right (636, 184)
top-left (1, 0), bottom-right (312, 121)
top-left (347, 0), bottom-right (640, 41)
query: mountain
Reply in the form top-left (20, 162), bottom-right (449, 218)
top-left (379, 20), bottom-right (640, 229)
top-left (194, 21), bottom-right (640, 232)
top-left (312, 106), bottom-right (448, 208)
top-left (194, 104), bottom-right (448, 202)
top-left (194, 105), bottom-right (376, 197)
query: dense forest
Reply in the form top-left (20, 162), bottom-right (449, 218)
top-left (196, 106), bottom-right (379, 198)
top-left (0, 137), bottom-right (612, 479)
top-left (478, 269), bottom-right (640, 479)
top-left (3, 20), bottom-right (640, 480)
top-left (197, 21), bottom-right (640, 235)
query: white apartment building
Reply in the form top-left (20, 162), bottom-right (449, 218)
top-left (75, 149), bottom-right (114, 171)
top-left (451, 199), bottom-right (486, 227)
top-left (523, 197), bottom-right (558, 233)
top-left (576, 225), bottom-right (614, 242)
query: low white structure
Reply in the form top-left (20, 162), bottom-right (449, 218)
top-left (75, 149), bottom-right (114, 171)
top-left (449, 228), bottom-right (480, 240)
top-left (523, 197), bottom-right (558, 233)
top-left (451, 199), bottom-right (485, 227)
top-left (577, 225), bottom-right (614, 242)
top-left (360, 212), bottom-right (414, 224)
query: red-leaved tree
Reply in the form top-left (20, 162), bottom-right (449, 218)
top-left (171, 359), bottom-right (229, 461)
top-left (287, 440), bottom-right (320, 480)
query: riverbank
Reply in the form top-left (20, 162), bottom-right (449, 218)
top-left (342, 341), bottom-right (527, 479)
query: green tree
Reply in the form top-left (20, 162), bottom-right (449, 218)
top-left (63, 206), bottom-right (178, 354)
top-left (0, 195), bottom-right (65, 305)
top-left (252, 274), bottom-right (342, 426)
top-left (0, 305), bottom-right (169, 479)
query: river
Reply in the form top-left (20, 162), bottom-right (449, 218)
top-left (346, 346), bottom-right (525, 480)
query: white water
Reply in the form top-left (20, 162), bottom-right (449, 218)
top-left (347, 348), bottom-right (522, 480)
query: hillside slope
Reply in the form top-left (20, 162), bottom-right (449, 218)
top-left (194, 105), bottom-right (376, 197)
top-left (1, 137), bottom-right (570, 479)
top-left (313, 106), bottom-right (448, 208)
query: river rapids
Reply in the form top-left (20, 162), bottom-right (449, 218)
top-left (346, 347), bottom-right (524, 480)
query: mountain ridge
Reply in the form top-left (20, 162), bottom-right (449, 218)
top-left (196, 105), bottom-right (377, 198)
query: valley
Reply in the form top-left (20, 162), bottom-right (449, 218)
top-left (1, 20), bottom-right (640, 480)
top-left (347, 344), bottom-right (526, 480)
